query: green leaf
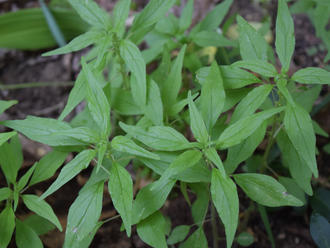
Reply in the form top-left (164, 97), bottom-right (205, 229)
top-left (200, 61), bottom-right (225, 131)
top-left (220, 65), bottom-right (261, 89)
top-left (128, 0), bottom-right (176, 43)
top-left (0, 8), bottom-right (88, 50)
top-left (225, 121), bottom-right (267, 174)
top-left (156, 150), bottom-right (202, 188)
top-left (15, 219), bottom-right (43, 248)
top-left (29, 150), bottom-right (68, 186)
top-left (64, 181), bottom-right (104, 247)
top-left (233, 173), bottom-right (303, 207)
top-left (232, 60), bottom-right (278, 77)
top-left (211, 168), bottom-right (239, 248)
top-left (231, 85), bottom-right (273, 124)
top-left (0, 100), bottom-right (17, 115)
top-left (24, 215), bottom-right (55, 236)
top-left (237, 15), bottom-right (268, 61)
top-left (167, 225), bottom-right (190, 245)
top-left (0, 206), bottom-right (15, 248)
top-left (278, 177), bottom-right (306, 205)
top-left (120, 39), bottom-right (147, 107)
top-left (236, 232), bottom-right (254, 247)
top-left (0, 131), bottom-right (17, 147)
top-left (180, 227), bottom-right (208, 248)
top-left (59, 72), bottom-right (86, 120)
top-left (310, 213), bottom-right (330, 248)
top-left (108, 162), bottom-right (133, 236)
top-left (289, 83), bottom-right (321, 113)
top-left (111, 136), bottom-right (159, 160)
top-left (82, 59), bottom-right (111, 138)
top-left (275, 0), bottom-right (295, 72)
top-left (113, 0), bottom-right (131, 37)
top-left (0, 187), bottom-right (11, 202)
top-left (217, 107), bottom-right (284, 149)
top-left (68, 0), bottom-right (110, 28)
top-left (120, 123), bottom-right (195, 151)
top-left (276, 130), bottom-right (313, 195)
top-left (162, 45), bottom-right (186, 109)
top-left (193, 31), bottom-right (233, 47)
top-left (145, 80), bottom-right (163, 126)
top-left (191, 0), bottom-right (233, 34)
top-left (17, 163), bottom-right (37, 191)
top-left (40, 149), bottom-right (96, 199)
top-left (43, 29), bottom-right (102, 56)
top-left (179, 0), bottom-right (194, 32)
top-left (204, 148), bottom-right (226, 176)
top-left (188, 92), bottom-right (209, 145)
top-left (292, 67), bottom-right (330, 85)
top-left (190, 183), bottom-right (209, 225)
top-left (111, 88), bottom-right (143, 116)
top-left (313, 120), bottom-right (329, 137)
top-left (22, 194), bottom-right (62, 231)
top-left (0, 134), bottom-right (23, 184)
top-left (2, 116), bottom-right (94, 146)
top-left (284, 104), bottom-right (318, 177)
top-left (133, 179), bottom-right (176, 224)
top-left (137, 211), bottom-right (167, 248)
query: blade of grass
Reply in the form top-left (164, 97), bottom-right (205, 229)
top-left (257, 204), bottom-right (276, 248)
top-left (0, 82), bottom-right (74, 90)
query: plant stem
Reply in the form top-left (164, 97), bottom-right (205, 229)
top-left (103, 214), bottom-right (121, 224)
top-left (0, 81), bottom-right (74, 90)
top-left (211, 202), bottom-right (219, 248)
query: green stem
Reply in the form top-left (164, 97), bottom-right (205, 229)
top-left (0, 81), bottom-right (74, 90)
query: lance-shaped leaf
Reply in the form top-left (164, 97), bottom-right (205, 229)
top-left (40, 149), bottom-right (96, 199)
top-left (137, 211), bottom-right (167, 248)
top-left (68, 0), bottom-right (110, 28)
top-left (180, 227), bottom-right (208, 248)
top-left (111, 136), bottom-right (159, 160)
top-left (145, 80), bottom-right (163, 126)
top-left (200, 61), bottom-right (225, 131)
top-left (132, 179), bottom-right (176, 224)
top-left (29, 150), bottom-right (68, 186)
top-left (64, 181), bottom-right (104, 247)
top-left (194, 31), bottom-right (234, 47)
top-left (2, 116), bottom-right (91, 146)
top-left (188, 92), bottom-right (209, 145)
top-left (292, 67), bottom-right (330, 85)
top-left (190, 183), bottom-right (209, 225)
top-left (120, 122), bottom-right (195, 151)
top-left (204, 147), bottom-right (226, 176)
top-left (120, 39), bottom-right (146, 107)
top-left (15, 219), bottom-right (43, 248)
top-left (0, 206), bottom-right (15, 248)
top-left (234, 173), bottom-right (303, 207)
top-left (167, 225), bottom-right (191, 245)
top-left (211, 168), bottom-right (239, 248)
top-left (232, 60), bottom-right (278, 78)
top-left (276, 130), bottom-right (313, 195)
top-left (43, 29), bottom-right (103, 56)
top-left (0, 188), bottom-right (11, 202)
top-left (162, 45), bottom-right (186, 109)
top-left (156, 150), bottom-right (202, 188)
top-left (217, 107), bottom-right (284, 149)
top-left (230, 84), bottom-right (273, 124)
top-left (0, 134), bottom-right (22, 184)
top-left (108, 162), bottom-right (133, 236)
top-left (0, 100), bottom-right (17, 115)
top-left (17, 163), bottom-right (37, 191)
top-left (179, 0), bottom-right (194, 32)
top-left (112, 0), bottom-right (131, 37)
top-left (220, 65), bottom-right (261, 89)
top-left (237, 15), bottom-right (268, 61)
top-left (190, 0), bottom-right (233, 35)
top-left (82, 59), bottom-right (111, 138)
top-left (0, 132), bottom-right (17, 147)
top-left (275, 0), bottom-right (295, 72)
top-left (22, 194), bottom-right (62, 231)
top-left (128, 0), bottom-right (176, 43)
top-left (284, 104), bottom-right (318, 177)
top-left (225, 121), bottom-right (267, 174)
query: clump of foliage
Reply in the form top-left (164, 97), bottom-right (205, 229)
top-left (0, 0), bottom-right (330, 247)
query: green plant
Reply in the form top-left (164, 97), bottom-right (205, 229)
top-left (1, 0), bottom-right (330, 247)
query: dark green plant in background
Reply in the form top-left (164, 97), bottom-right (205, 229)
top-left (0, 0), bottom-right (330, 247)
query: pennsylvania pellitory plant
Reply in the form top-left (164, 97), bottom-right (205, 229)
top-left (1, 0), bottom-right (330, 247)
